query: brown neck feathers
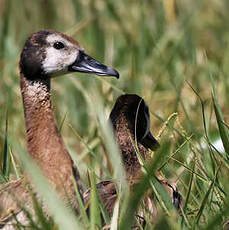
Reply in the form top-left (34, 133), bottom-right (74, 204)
top-left (113, 114), bottom-right (148, 180)
top-left (20, 74), bottom-right (82, 208)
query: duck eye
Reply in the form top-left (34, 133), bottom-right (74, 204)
top-left (53, 41), bottom-right (65, 50)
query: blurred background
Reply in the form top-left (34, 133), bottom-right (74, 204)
top-left (1, 0), bottom-right (229, 227)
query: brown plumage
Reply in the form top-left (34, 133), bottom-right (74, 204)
top-left (0, 30), bottom-right (119, 228)
top-left (109, 94), bottom-right (159, 180)
top-left (83, 94), bottom-right (182, 220)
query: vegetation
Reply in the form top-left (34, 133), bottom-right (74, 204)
top-left (1, 0), bottom-right (229, 229)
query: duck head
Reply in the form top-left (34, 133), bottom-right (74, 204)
top-left (109, 94), bottom-right (159, 151)
top-left (20, 30), bottom-right (119, 79)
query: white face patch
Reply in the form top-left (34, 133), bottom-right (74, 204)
top-left (42, 34), bottom-right (81, 77)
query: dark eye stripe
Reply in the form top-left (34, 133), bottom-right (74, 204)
top-left (53, 41), bottom-right (65, 50)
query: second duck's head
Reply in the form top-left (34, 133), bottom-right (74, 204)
top-left (20, 30), bottom-right (119, 80)
top-left (109, 94), bottom-right (160, 151)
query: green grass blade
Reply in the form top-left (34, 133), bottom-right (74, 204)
top-left (89, 170), bottom-right (101, 230)
top-left (73, 177), bottom-right (89, 226)
top-left (200, 200), bottom-right (229, 230)
top-left (150, 177), bottom-right (174, 214)
top-left (16, 144), bottom-right (84, 230)
top-left (0, 173), bottom-right (6, 183)
top-left (88, 89), bottom-right (127, 189)
top-left (181, 161), bottom-right (195, 227)
top-left (193, 165), bottom-right (221, 228)
top-left (9, 147), bottom-right (20, 179)
top-left (2, 111), bottom-right (10, 181)
top-left (97, 191), bottom-right (111, 226)
top-left (58, 111), bottom-right (68, 133)
top-left (119, 147), bottom-right (164, 230)
top-left (212, 95), bottom-right (229, 155)
top-left (211, 74), bottom-right (229, 155)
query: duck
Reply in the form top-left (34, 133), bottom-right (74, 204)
top-left (0, 30), bottom-right (119, 228)
top-left (83, 94), bottom-right (182, 222)
top-left (109, 94), bottom-right (159, 181)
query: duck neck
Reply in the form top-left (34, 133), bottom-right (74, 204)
top-left (20, 74), bottom-right (82, 206)
top-left (114, 116), bottom-right (148, 180)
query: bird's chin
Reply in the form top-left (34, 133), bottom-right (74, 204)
top-left (47, 68), bottom-right (69, 78)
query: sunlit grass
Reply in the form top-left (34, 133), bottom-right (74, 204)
top-left (1, 0), bottom-right (229, 229)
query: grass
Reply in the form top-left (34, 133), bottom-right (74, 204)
top-left (1, 0), bottom-right (229, 229)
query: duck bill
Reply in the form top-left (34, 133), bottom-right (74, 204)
top-left (68, 50), bottom-right (119, 78)
top-left (141, 132), bottom-right (160, 151)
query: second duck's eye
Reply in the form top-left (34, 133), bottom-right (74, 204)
top-left (53, 41), bottom-right (65, 50)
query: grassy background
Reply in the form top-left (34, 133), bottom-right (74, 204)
top-left (1, 0), bottom-right (229, 229)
